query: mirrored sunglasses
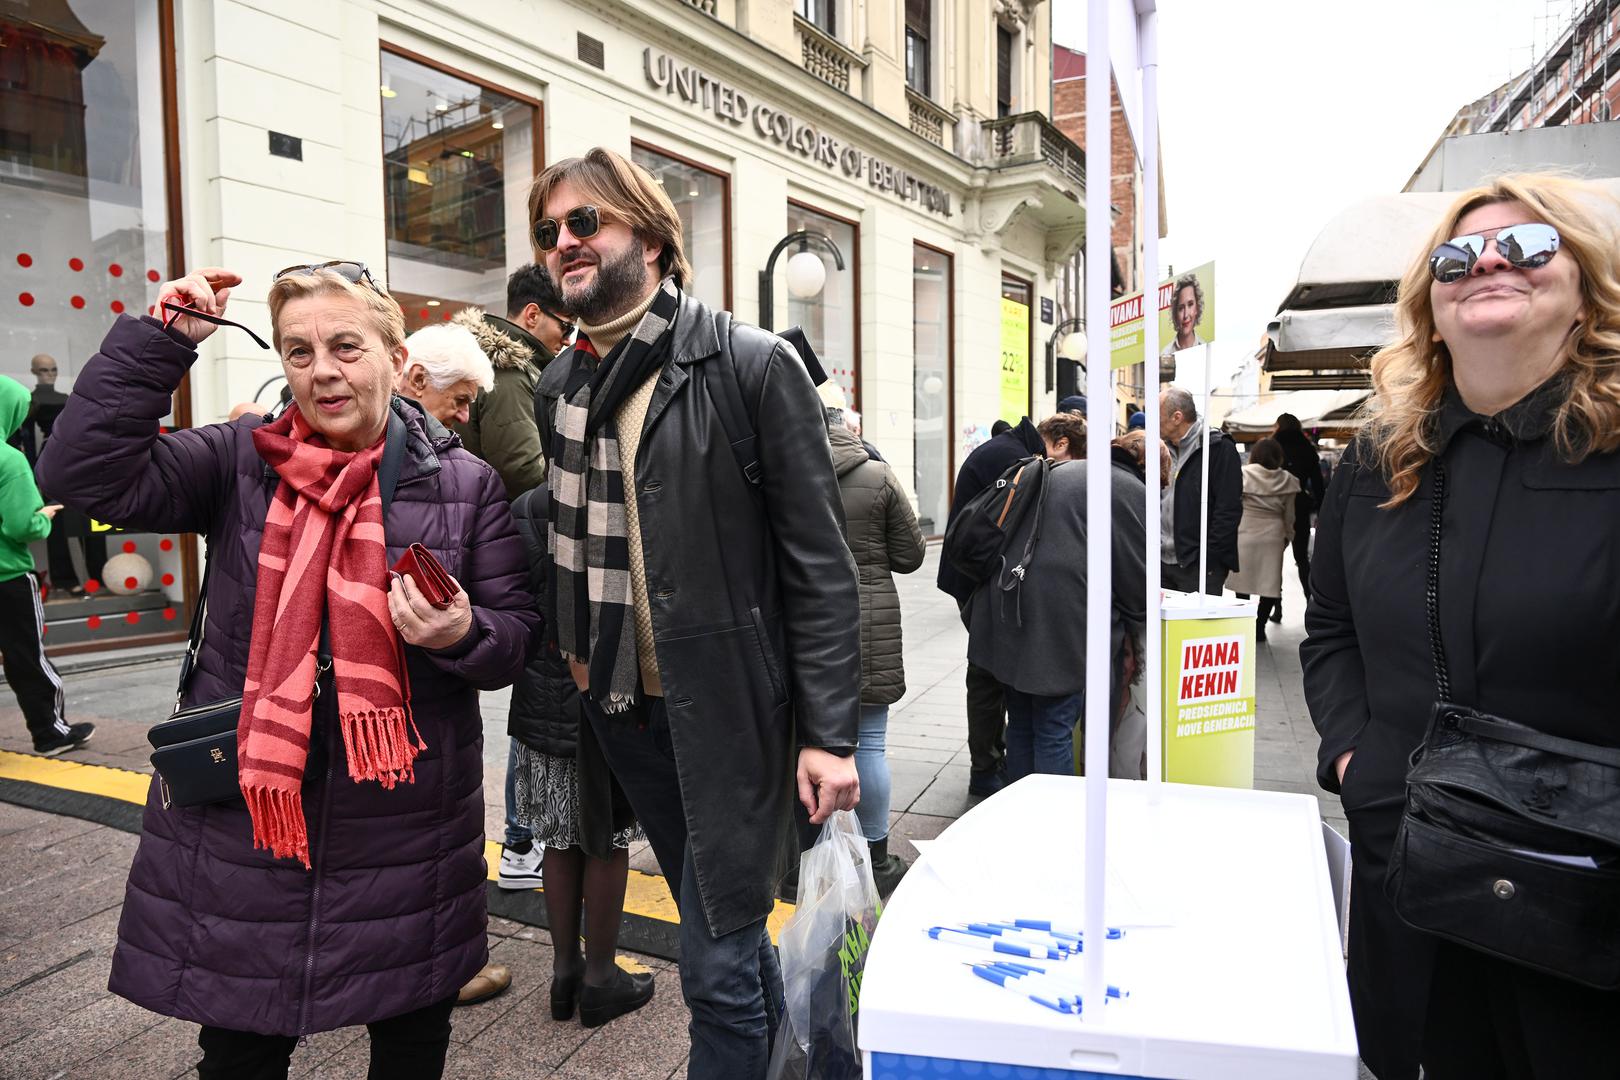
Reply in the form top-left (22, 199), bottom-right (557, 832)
top-left (274, 260), bottom-right (383, 292)
top-left (533, 205), bottom-right (601, 251)
top-left (1428, 223), bottom-right (1560, 284)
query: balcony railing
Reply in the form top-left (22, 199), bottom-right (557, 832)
top-left (676, 0), bottom-right (716, 15)
top-left (981, 112), bottom-right (1085, 188)
top-left (795, 16), bottom-right (864, 94)
top-left (906, 89), bottom-right (952, 148)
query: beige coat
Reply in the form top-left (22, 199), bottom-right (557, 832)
top-left (1226, 463), bottom-right (1300, 598)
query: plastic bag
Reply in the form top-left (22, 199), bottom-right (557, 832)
top-left (766, 809), bottom-right (882, 1080)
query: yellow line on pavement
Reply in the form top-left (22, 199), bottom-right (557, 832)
top-left (0, 749), bottom-right (797, 940)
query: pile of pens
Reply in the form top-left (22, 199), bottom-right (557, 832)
top-left (925, 921), bottom-right (1129, 1016)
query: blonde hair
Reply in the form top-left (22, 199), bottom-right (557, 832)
top-left (527, 148), bottom-right (694, 287)
top-left (267, 269), bottom-right (407, 354)
top-left (1363, 173), bottom-right (1620, 507)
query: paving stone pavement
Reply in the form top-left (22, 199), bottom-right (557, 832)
top-left (0, 544), bottom-right (1345, 1078)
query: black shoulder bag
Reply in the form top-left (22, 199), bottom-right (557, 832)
top-left (1384, 458), bottom-right (1620, 989)
top-left (147, 411), bottom-right (407, 809)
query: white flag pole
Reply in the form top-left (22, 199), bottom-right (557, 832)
top-left (1139, 8), bottom-right (1162, 785)
top-left (1198, 342), bottom-right (1211, 599)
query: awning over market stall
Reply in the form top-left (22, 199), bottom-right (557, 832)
top-left (1224, 388), bottom-right (1371, 439)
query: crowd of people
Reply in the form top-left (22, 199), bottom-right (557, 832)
top-left (3, 158), bottom-right (1614, 1080)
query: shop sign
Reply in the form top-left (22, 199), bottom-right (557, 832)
top-left (643, 49), bottom-right (952, 218)
top-left (998, 297), bottom-right (1029, 422)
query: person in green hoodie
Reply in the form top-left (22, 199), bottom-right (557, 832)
top-left (0, 376), bottom-right (92, 755)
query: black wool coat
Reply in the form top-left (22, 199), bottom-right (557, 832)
top-left (1301, 378), bottom-right (1620, 1079)
top-left (1166, 426), bottom-right (1243, 573)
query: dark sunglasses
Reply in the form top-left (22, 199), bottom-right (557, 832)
top-left (1428, 223), bottom-right (1560, 284)
top-left (533, 205), bottom-right (601, 251)
top-left (274, 260), bottom-right (383, 292)
top-left (542, 309), bottom-right (577, 339)
top-left (161, 302), bottom-right (271, 350)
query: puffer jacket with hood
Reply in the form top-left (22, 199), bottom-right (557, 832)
top-left (451, 308), bottom-right (549, 499)
top-left (0, 376), bottom-right (52, 581)
top-left (1226, 462), bottom-right (1300, 598)
top-left (828, 421), bottom-right (926, 705)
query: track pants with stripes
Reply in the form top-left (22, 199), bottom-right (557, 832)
top-left (0, 572), bottom-right (68, 745)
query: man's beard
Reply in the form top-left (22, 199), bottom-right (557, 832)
top-left (564, 242), bottom-right (654, 325)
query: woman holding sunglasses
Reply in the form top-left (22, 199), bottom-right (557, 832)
top-left (1303, 174), bottom-right (1620, 1079)
top-left (35, 263), bottom-right (537, 1078)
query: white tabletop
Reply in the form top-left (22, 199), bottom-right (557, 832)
top-left (859, 776), bottom-right (1358, 1079)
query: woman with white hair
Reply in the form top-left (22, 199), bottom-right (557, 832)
top-left (398, 323), bottom-right (495, 427)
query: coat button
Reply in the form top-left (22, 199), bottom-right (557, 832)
top-left (1492, 878), bottom-right (1516, 901)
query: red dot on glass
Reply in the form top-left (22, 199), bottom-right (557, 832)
top-left (122, 541), bottom-right (136, 554)
top-left (147, 305), bottom-right (155, 316)
top-left (163, 607), bottom-right (177, 621)
top-left (69, 257), bottom-right (84, 272)
top-left (161, 573), bottom-right (174, 587)
top-left (148, 269), bottom-right (161, 283)
top-left (108, 263), bottom-right (124, 277)
top-left (19, 293), bottom-right (34, 307)
top-left (159, 538), bottom-right (174, 552)
top-left (442, 311), bottom-right (452, 321)
top-left (70, 295), bottom-right (85, 309)
top-left (110, 301), bottom-right (125, 314)
top-left (126, 611), bottom-right (141, 625)
top-left (16, 253), bottom-right (31, 268)
top-left (85, 579), bottom-right (101, 594)
top-left (418, 309), bottom-right (429, 320)
top-left (87, 615), bottom-right (102, 630)
top-left (124, 576), bottom-right (138, 590)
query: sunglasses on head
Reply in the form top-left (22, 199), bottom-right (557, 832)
top-left (274, 260), bottom-right (383, 292)
top-left (533, 205), bottom-right (602, 251)
top-left (1428, 223), bottom-right (1560, 284)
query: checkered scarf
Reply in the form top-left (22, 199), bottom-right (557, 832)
top-left (547, 279), bottom-right (680, 712)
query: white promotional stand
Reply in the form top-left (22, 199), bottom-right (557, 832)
top-left (858, 777), bottom-right (1358, 1079)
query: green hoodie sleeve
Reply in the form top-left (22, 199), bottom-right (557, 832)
top-left (0, 451), bottom-right (51, 544)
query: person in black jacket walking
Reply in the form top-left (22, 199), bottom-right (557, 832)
top-left (1303, 173), bottom-right (1620, 1079)
top-left (936, 415), bottom-right (1046, 796)
top-left (1271, 412), bottom-right (1323, 618)
top-left (1159, 386), bottom-right (1242, 595)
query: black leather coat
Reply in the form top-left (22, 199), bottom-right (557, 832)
top-left (536, 291), bottom-right (860, 937)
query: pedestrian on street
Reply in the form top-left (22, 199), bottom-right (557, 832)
top-left (508, 482), bottom-right (649, 1026)
top-left (396, 322), bottom-right (493, 428)
top-left (826, 405), bottom-right (926, 896)
top-left (0, 376), bottom-right (87, 755)
top-left (1159, 385), bottom-right (1242, 595)
top-left (1226, 437), bottom-right (1299, 642)
top-left (967, 413), bottom-right (1147, 780)
top-left (1271, 412), bottom-right (1324, 621)
top-left (1303, 174), bottom-right (1620, 1079)
top-left (37, 263), bottom-right (537, 1079)
top-left (936, 414), bottom-right (1045, 796)
top-left (531, 148), bottom-right (860, 1080)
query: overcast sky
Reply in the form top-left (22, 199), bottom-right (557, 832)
top-left (1053, 0), bottom-right (1575, 396)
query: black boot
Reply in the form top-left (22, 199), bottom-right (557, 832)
top-left (578, 967), bottom-right (655, 1028)
top-left (1255, 615), bottom-right (1268, 643)
top-left (869, 837), bottom-right (911, 898)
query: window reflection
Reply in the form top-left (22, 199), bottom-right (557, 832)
top-left (913, 244), bottom-right (951, 535)
top-left (786, 204), bottom-right (857, 409)
top-left (631, 144), bottom-right (728, 311)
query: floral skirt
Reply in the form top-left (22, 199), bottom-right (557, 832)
top-left (513, 742), bottom-right (641, 851)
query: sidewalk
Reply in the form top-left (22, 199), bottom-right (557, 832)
top-left (0, 545), bottom-right (1338, 1078)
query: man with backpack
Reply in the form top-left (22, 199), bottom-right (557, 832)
top-left (937, 415), bottom-right (1045, 796)
top-left (531, 148), bottom-right (859, 1080)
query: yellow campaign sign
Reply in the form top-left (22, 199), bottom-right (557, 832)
top-left (1160, 613), bottom-right (1255, 788)
top-left (1110, 261), bottom-right (1217, 370)
top-left (999, 297), bottom-right (1030, 422)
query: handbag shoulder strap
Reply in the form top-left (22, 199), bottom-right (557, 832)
top-left (709, 310), bottom-right (763, 490)
top-left (1426, 459), bottom-right (1452, 703)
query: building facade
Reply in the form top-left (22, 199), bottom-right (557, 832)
top-left (1, 0), bottom-right (1084, 649)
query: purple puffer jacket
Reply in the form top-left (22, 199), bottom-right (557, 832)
top-left (37, 316), bottom-right (537, 1037)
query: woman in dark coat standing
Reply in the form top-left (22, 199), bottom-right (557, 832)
top-left (1271, 412), bottom-right (1322, 615)
top-left (37, 266), bottom-right (536, 1078)
top-left (1302, 175), bottom-right (1620, 1079)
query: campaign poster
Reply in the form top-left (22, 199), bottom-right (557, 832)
top-left (1110, 261), bottom-right (1217, 370)
top-left (999, 297), bottom-right (1030, 422)
top-left (1160, 615), bottom-right (1256, 788)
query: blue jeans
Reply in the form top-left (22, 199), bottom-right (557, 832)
top-left (586, 695), bottom-right (784, 1080)
top-left (504, 737), bottom-right (531, 848)
top-left (1001, 687), bottom-right (1084, 780)
top-left (853, 704), bottom-right (891, 843)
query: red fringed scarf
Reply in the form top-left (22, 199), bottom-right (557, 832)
top-left (240, 408), bottom-right (421, 867)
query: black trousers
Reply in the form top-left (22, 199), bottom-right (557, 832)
top-left (196, 995), bottom-right (456, 1080)
top-left (45, 526), bottom-right (105, 590)
top-left (0, 572), bottom-right (68, 746)
top-left (964, 660), bottom-right (1006, 774)
top-left (1290, 510), bottom-right (1312, 601)
top-left (1161, 559), bottom-right (1226, 596)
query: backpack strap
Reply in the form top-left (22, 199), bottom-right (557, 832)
top-left (709, 310), bottom-right (763, 489)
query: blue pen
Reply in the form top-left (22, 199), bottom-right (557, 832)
top-left (988, 963), bottom-right (1126, 999)
top-left (967, 964), bottom-right (1079, 1014)
top-left (928, 927), bottom-right (1064, 960)
top-left (1011, 919), bottom-right (1124, 940)
top-left (965, 923), bottom-right (1078, 953)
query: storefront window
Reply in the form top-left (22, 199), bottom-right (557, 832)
top-left (1, 0), bottom-right (186, 647)
top-left (381, 49), bottom-right (538, 333)
top-left (913, 244), bottom-right (952, 535)
top-left (632, 143), bottom-right (729, 312)
top-left (786, 203), bottom-right (858, 409)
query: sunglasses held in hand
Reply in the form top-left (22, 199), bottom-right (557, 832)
top-left (158, 260), bottom-right (385, 350)
top-left (1428, 223), bottom-right (1560, 284)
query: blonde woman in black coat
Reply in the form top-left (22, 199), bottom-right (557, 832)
top-left (1303, 174), bottom-right (1620, 1079)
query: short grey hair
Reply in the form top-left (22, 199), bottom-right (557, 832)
top-left (402, 324), bottom-right (494, 392)
top-left (1163, 386), bottom-right (1197, 424)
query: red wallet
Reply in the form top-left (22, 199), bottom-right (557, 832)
top-left (390, 544), bottom-right (455, 608)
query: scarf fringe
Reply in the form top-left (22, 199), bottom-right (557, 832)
top-left (598, 692), bottom-right (637, 714)
top-left (244, 785), bottom-right (311, 869)
top-left (340, 704), bottom-right (426, 789)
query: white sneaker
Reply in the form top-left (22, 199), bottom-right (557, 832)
top-left (497, 843), bottom-right (544, 890)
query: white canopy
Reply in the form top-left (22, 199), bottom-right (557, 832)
top-left (1224, 389), bottom-right (1370, 436)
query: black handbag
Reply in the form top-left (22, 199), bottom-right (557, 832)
top-left (1384, 459), bottom-right (1620, 989)
top-left (146, 408), bottom-right (407, 809)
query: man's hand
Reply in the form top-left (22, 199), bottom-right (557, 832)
top-left (388, 571), bottom-right (473, 651)
top-left (1334, 750), bottom-right (1354, 785)
top-left (153, 268), bottom-right (242, 344)
top-left (797, 747), bottom-right (860, 825)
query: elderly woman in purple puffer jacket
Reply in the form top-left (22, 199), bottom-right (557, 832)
top-left (36, 264), bottom-right (537, 1080)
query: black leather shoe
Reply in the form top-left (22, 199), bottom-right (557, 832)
top-left (550, 971), bottom-right (582, 1021)
top-left (968, 767), bottom-right (1007, 798)
top-left (579, 968), bottom-right (655, 1028)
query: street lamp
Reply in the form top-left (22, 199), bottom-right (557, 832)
top-left (1047, 316), bottom-right (1087, 397)
top-left (758, 230), bottom-right (845, 331)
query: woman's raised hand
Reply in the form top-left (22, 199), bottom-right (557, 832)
top-left (153, 268), bottom-right (243, 344)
